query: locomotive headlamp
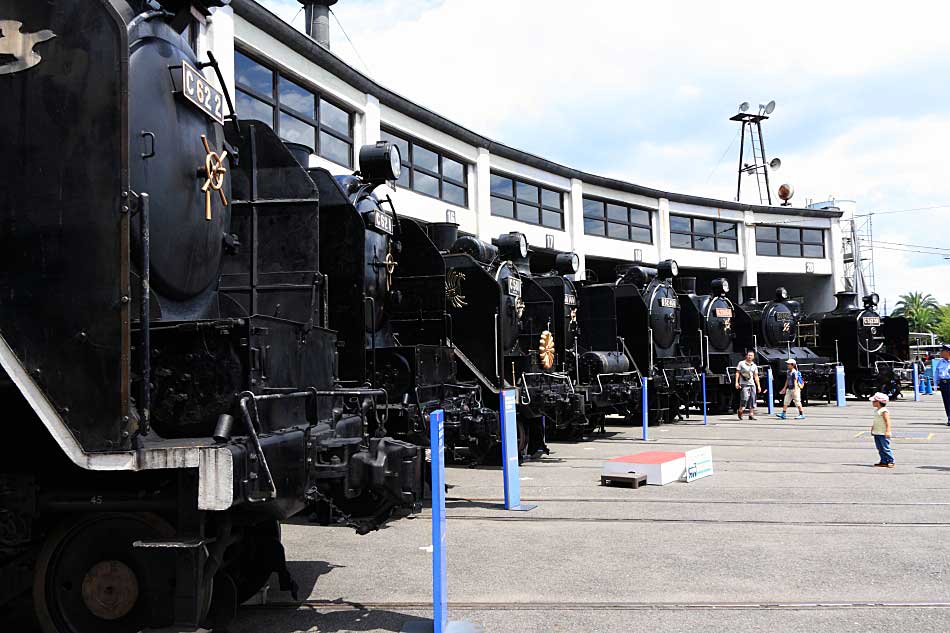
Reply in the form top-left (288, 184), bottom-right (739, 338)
top-left (776, 287), bottom-right (789, 300)
top-left (657, 259), bottom-right (679, 280)
top-left (358, 142), bottom-right (401, 183)
top-left (497, 232), bottom-right (529, 259)
top-left (554, 252), bottom-right (580, 275)
top-left (864, 293), bottom-right (880, 307)
top-left (711, 278), bottom-right (729, 296)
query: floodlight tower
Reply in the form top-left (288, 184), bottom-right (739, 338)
top-left (731, 101), bottom-right (781, 205)
top-left (298, 0), bottom-right (339, 48)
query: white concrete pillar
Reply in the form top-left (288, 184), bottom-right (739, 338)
top-left (474, 148), bottom-right (492, 240)
top-left (741, 209), bottom-right (758, 297)
top-left (569, 178), bottom-right (586, 280)
top-left (362, 94), bottom-right (381, 149)
top-left (657, 197), bottom-right (671, 261)
top-left (205, 6), bottom-right (235, 98)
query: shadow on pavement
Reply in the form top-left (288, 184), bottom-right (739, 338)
top-left (918, 465), bottom-right (950, 472)
top-left (235, 602), bottom-right (422, 633)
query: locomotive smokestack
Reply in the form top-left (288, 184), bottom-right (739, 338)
top-left (299, 0), bottom-right (338, 48)
top-left (675, 277), bottom-right (697, 295)
top-left (833, 291), bottom-right (859, 313)
top-left (741, 285), bottom-right (758, 304)
top-left (428, 222), bottom-right (459, 253)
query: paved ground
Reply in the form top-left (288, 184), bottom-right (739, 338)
top-left (231, 393), bottom-right (950, 633)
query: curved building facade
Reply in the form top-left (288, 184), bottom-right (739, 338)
top-left (201, 0), bottom-right (845, 309)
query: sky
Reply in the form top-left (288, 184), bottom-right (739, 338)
top-left (259, 0), bottom-right (950, 312)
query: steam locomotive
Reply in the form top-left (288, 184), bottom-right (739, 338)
top-left (801, 292), bottom-right (912, 398)
top-left (0, 2), bottom-right (423, 632)
top-left (733, 286), bottom-right (835, 403)
top-left (579, 261), bottom-right (698, 424)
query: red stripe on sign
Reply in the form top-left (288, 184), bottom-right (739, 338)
top-left (608, 451), bottom-right (686, 464)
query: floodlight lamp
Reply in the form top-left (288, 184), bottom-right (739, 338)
top-left (739, 101), bottom-right (750, 113)
top-left (763, 100), bottom-right (776, 114)
top-left (769, 158), bottom-right (781, 170)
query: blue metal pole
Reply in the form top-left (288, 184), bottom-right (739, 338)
top-left (428, 410), bottom-right (447, 633)
top-left (702, 372), bottom-right (708, 426)
top-left (835, 365), bottom-right (847, 407)
top-left (766, 367), bottom-right (774, 415)
top-left (641, 376), bottom-right (649, 441)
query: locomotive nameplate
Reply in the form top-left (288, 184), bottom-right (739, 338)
top-left (715, 308), bottom-right (733, 318)
top-left (775, 312), bottom-right (792, 321)
top-left (863, 316), bottom-right (881, 327)
top-left (181, 60), bottom-right (225, 125)
top-left (507, 277), bottom-right (522, 298)
top-left (660, 297), bottom-right (677, 308)
top-left (564, 294), bottom-right (576, 306)
top-left (371, 211), bottom-right (393, 234)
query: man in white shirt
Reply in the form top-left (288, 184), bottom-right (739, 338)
top-left (734, 350), bottom-right (763, 420)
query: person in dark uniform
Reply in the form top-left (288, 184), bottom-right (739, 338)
top-left (936, 344), bottom-right (950, 426)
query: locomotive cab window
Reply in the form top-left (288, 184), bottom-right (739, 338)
top-left (380, 128), bottom-right (469, 207)
top-left (234, 50), bottom-right (354, 167)
top-left (582, 197), bottom-right (653, 243)
top-left (669, 214), bottom-right (738, 253)
top-left (490, 172), bottom-right (564, 229)
top-left (755, 226), bottom-right (825, 258)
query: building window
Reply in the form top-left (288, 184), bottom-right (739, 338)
top-left (379, 128), bottom-right (469, 207)
top-left (755, 226), bottom-right (825, 258)
top-left (582, 197), bottom-right (653, 243)
top-left (669, 215), bottom-right (739, 253)
top-left (234, 49), bottom-right (354, 167)
top-left (489, 172), bottom-right (564, 229)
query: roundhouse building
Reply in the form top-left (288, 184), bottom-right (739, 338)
top-left (200, 0), bottom-right (846, 309)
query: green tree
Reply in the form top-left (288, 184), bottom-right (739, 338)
top-left (892, 292), bottom-right (940, 332)
top-left (935, 305), bottom-right (950, 342)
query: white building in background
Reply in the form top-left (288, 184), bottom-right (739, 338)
top-left (198, 0), bottom-right (846, 310)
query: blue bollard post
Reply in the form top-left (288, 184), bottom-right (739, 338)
top-left (403, 412), bottom-right (483, 633)
top-left (499, 389), bottom-right (535, 512)
top-left (641, 376), bottom-right (649, 441)
top-left (701, 372), bottom-right (708, 426)
top-left (766, 368), bottom-right (774, 415)
top-left (914, 363), bottom-right (921, 401)
top-left (429, 410), bottom-right (448, 633)
top-left (835, 365), bottom-right (847, 407)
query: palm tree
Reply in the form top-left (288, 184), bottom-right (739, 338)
top-left (892, 292), bottom-right (940, 332)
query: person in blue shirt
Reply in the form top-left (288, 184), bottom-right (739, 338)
top-left (937, 344), bottom-right (950, 426)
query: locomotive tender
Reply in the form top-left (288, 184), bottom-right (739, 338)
top-left (0, 2), bottom-right (422, 631)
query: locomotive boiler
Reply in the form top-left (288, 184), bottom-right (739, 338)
top-left (579, 260), bottom-right (697, 424)
top-left (0, 2), bottom-right (421, 632)
top-left (310, 154), bottom-right (497, 463)
top-left (800, 291), bottom-right (912, 398)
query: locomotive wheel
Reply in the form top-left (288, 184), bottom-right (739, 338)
top-left (223, 521), bottom-right (281, 605)
top-left (33, 512), bottom-right (175, 633)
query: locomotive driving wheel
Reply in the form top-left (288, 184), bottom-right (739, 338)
top-left (33, 513), bottom-right (175, 633)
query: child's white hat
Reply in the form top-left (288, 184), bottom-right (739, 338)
top-left (786, 358), bottom-right (797, 366)
top-left (869, 392), bottom-right (889, 404)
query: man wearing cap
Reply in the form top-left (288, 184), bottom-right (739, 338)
top-left (936, 344), bottom-right (950, 426)
top-left (777, 358), bottom-right (806, 420)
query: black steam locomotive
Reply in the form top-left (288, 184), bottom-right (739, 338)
top-left (579, 261), bottom-right (697, 424)
top-left (0, 2), bottom-right (422, 632)
top-left (801, 292), bottom-right (912, 398)
top-left (728, 287), bottom-right (834, 403)
top-left (678, 277), bottom-right (749, 412)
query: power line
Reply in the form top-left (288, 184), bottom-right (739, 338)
top-left (865, 239), bottom-right (950, 252)
top-left (854, 204), bottom-right (950, 218)
top-left (704, 128), bottom-right (740, 184)
top-left (330, 8), bottom-right (371, 74)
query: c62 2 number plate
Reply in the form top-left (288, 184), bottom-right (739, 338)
top-left (182, 60), bottom-right (225, 125)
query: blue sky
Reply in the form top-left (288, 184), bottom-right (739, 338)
top-left (259, 0), bottom-right (950, 310)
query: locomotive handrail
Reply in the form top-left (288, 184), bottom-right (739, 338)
top-left (617, 336), bottom-right (642, 376)
top-left (592, 371), bottom-right (642, 395)
top-left (447, 340), bottom-right (502, 395)
top-left (519, 372), bottom-right (574, 405)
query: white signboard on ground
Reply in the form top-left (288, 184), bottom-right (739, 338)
top-left (684, 446), bottom-right (713, 482)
